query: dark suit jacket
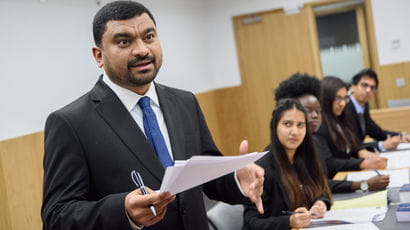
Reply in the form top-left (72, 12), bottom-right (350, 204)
top-left (242, 152), bottom-right (331, 230)
top-left (41, 78), bottom-right (248, 230)
top-left (346, 101), bottom-right (399, 150)
top-left (314, 122), bottom-right (362, 179)
top-left (312, 137), bottom-right (353, 193)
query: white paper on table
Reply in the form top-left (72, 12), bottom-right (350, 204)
top-left (302, 222), bottom-right (379, 230)
top-left (380, 149), bottom-right (410, 169)
top-left (319, 207), bottom-right (386, 223)
top-left (346, 168), bottom-right (409, 188)
top-left (159, 151), bottom-right (268, 195)
top-left (397, 143), bottom-right (410, 150)
top-left (307, 207), bottom-right (387, 227)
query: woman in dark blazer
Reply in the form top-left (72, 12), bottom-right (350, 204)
top-left (314, 76), bottom-right (389, 179)
top-left (243, 99), bottom-right (332, 230)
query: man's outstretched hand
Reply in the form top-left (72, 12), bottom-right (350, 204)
top-left (236, 140), bottom-right (265, 214)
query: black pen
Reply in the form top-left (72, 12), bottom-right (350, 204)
top-left (281, 210), bottom-right (319, 216)
top-left (131, 170), bottom-right (157, 216)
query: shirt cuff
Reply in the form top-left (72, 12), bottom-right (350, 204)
top-left (126, 208), bottom-right (144, 230)
top-left (378, 141), bottom-right (384, 152)
top-left (234, 171), bottom-right (247, 197)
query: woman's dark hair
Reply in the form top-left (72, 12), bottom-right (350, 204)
top-left (93, 1), bottom-right (156, 48)
top-left (270, 98), bottom-right (331, 210)
top-left (320, 76), bottom-right (358, 152)
top-left (274, 73), bottom-right (321, 101)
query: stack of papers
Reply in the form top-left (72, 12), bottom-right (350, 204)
top-left (346, 169), bottom-right (409, 188)
top-left (380, 150), bottom-right (410, 169)
top-left (396, 203), bottom-right (410, 222)
top-left (159, 151), bottom-right (267, 195)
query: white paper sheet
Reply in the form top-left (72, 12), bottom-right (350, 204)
top-left (397, 143), bottom-right (410, 150)
top-left (302, 222), bottom-right (379, 230)
top-left (159, 151), bottom-right (268, 195)
top-left (380, 149), bottom-right (410, 169)
top-left (346, 169), bottom-right (409, 188)
top-left (314, 207), bottom-right (387, 223)
top-left (301, 207), bottom-right (387, 229)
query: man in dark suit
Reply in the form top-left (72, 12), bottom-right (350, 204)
top-left (348, 68), bottom-right (410, 151)
top-left (41, 1), bottom-right (264, 230)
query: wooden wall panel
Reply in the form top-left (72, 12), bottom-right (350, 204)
top-left (0, 158), bottom-right (12, 229)
top-left (370, 106), bottom-right (410, 134)
top-left (0, 132), bottom-right (44, 230)
top-left (375, 61), bottom-right (410, 108)
top-left (197, 86), bottom-right (253, 155)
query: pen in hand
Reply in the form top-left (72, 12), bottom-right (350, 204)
top-left (131, 170), bottom-right (157, 216)
top-left (373, 169), bottom-right (382, 176)
top-left (281, 210), bottom-right (319, 216)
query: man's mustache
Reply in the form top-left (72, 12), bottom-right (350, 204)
top-left (128, 55), bottom-right (156, 67)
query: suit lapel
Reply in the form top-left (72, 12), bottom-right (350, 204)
top-left (91, 79), bottom-right (165, 181)
top-left (155, 83), bottom-right (186, 161)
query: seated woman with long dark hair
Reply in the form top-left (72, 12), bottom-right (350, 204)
top-left (314, 76), bottom-right (388, 178)
top-left (243, 99), bottom-right (331, 230)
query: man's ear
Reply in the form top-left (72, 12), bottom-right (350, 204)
top-left (92, 46), bottom-right (104, 68)
top-left (350, 84), bottom-right (357, 93)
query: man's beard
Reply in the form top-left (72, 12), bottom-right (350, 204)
top-left (106, 55), bottom-right (160, 87)
top-left (125, 67), bottom-right (158, 86)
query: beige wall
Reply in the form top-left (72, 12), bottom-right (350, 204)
top-left (0, 132), bottom-right (44, 230)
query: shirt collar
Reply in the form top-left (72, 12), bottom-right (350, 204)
top-left (102, 71), bottom-right (160, 112)
top-left (350, 95), bottom-right (364, 114)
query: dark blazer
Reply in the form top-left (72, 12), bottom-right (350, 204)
top-left (41, 78), bottom-right (248, 230)
top-left (346, 101), bottom-right (399, 150)
top-left (314, 122), bottom-right (362, 179)
top-left (312, 137), bottom-right (353, 193)
top-left (242, 152), bottom-right (331, 230)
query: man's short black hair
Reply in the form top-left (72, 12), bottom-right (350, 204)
top-left (274, 73), bottom-right (321, 101)
top-left (351, 68), bottom-right (379, 87)
top-left (93, 1), bottom-right (156, 48)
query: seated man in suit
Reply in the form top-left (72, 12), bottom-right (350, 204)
top-left (41, 1), bottom-right (264, 230)
top-left (274, 73), bottom-right (389, 193)
top-left (348, 68), bottom-right (410, 151)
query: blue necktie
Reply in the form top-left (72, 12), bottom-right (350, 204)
top-left (138, 96), bottom-right (174, 168)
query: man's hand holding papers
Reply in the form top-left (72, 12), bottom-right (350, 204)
top-left (236, 140), bottom-right (265, 214)
top-left (159, 140), bottom-right (267, 214)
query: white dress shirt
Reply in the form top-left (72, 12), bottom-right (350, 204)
top-left (102, 73), bottom-right (174, 160)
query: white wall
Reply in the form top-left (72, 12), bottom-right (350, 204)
top-left (1, 0), bottom-right (410, 140)
top-left (0, 0), bottom-right (100, 140)
top-left (371, 0), bottom-right (410, 65)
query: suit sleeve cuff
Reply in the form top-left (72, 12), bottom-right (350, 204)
top-left (126, 208), bottom-right (144, 230)
top-left (378, 141), bottom-right (384, 151)
top-left (234, 171), bottom-right (247, 196)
